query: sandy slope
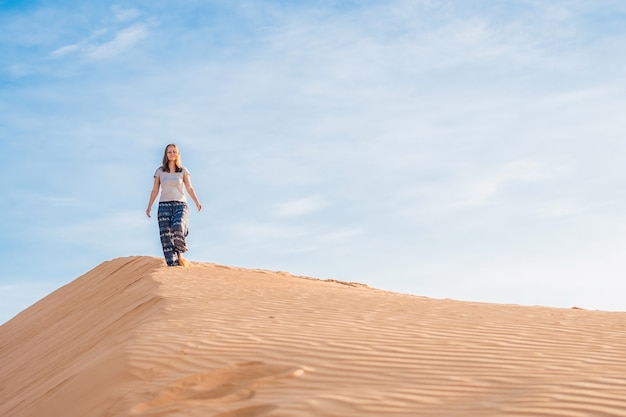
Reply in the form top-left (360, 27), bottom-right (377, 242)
top-left (2, 256), bottom-right (626, 417)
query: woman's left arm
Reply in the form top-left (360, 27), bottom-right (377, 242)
top-left (184, 174), bottom-right (203, 212)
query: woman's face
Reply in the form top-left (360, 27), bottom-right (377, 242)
top-left (166, 146), bottom-right (178, 161)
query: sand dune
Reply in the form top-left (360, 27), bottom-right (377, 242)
top-left (2, 256), bottom-right (626, 417)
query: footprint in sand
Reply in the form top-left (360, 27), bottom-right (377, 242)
top-left (132, 361), bottom-right (303, 415)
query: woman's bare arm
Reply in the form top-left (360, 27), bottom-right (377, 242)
top-left (146, 176), bottom-right (160, 218)
top-left (183, 175), bottom-right (202, 212)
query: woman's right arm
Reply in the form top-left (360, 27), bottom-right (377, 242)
top-left (146, 176), bottom-right (160, 218)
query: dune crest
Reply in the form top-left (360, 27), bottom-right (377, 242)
top-left (2, 256), bottom-right (626, 416)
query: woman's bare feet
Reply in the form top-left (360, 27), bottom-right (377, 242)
top-left (177, 252), bottom-right (191, 267)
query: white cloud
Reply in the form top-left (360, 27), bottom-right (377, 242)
top-left (229, 221), bottom-right (307, 242)
top-left (112, 6), bottom-right (141, 22)
top-left (536, 201), bottom-right (587, 218)
top-left (272, 196), bottom-right (327, 218)
top-left (86, 24), bottom-right (149, 59)
top-left (25, 193), bottom-right (83, 208)
top-left (50, 23), bottom-right (148, 60)
top-left (454, 160), bottom-right (560, 208)
top-left (319, 228), bottom-right (362, 243)
top-left (50, 43), bottom-right (82, 57)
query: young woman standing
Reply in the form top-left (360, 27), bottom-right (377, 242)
top-left (146, 144), bottom-right (202, 266)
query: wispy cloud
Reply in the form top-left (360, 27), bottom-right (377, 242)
top-left (272, 196), bottom-right (327, 218)
top-left (51, 23), bottom-right (149, 60)
top-left (87, 24), bottom-right (148, 59)
top-left (455, 160), bottom-right (560, 208)
top-left (112, 6), bottom-right (141, 22)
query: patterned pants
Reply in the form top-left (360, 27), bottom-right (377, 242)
top-left (158, 201), bottom-right (189, 266)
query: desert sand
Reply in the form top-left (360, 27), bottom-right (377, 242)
top-left (2, 256), bottom-right (626, 417)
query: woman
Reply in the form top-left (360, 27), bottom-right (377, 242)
top-left (146, 144), bottom-right (202, 266)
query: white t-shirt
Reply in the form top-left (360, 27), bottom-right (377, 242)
top-left (154, 167), bottom-right (190, 202)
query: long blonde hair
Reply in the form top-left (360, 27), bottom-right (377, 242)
top-left (161, 143), bottom-right (183, 173)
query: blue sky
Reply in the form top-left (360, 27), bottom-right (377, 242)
top-left (2, 0), bottom-right (626, 323)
